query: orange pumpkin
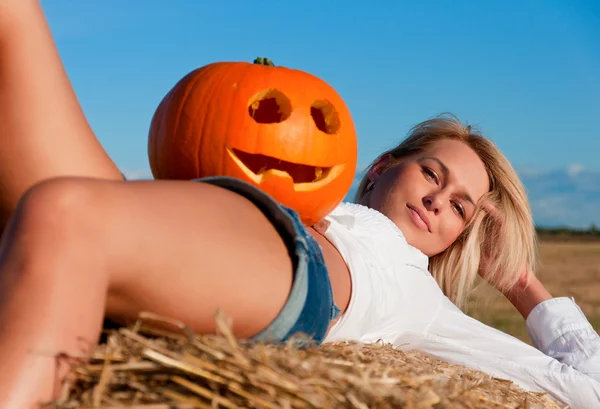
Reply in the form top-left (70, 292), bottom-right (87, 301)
top-left (148, 57), bottom-right (358, 226)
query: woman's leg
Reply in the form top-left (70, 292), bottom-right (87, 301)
top-left (0, 2), bottom-right (123, 231)
top-left (0, 178), bottom-right (294, 408)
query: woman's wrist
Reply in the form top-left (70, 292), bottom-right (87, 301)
top-left (503, 273), bottom-right (553, 320)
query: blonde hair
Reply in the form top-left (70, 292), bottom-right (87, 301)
top-left (355, 114), bottom-right (537, 309)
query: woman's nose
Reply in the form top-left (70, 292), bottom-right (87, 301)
top-left (423, 194), bottom-right (445, 214)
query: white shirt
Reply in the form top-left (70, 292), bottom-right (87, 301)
top-left (321, 202), bottom-right (600, 409)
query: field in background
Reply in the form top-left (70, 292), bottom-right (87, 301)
top-left (467, 237), bottom-right (600, 343)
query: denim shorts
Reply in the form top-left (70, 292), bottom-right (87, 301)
top-left (196, 176), bottom-right (340, 345)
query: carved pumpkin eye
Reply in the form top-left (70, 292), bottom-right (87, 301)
top-left (311, 100), bottom-right (340, 134)
top-left (248, 89), bottom-right (292, 123)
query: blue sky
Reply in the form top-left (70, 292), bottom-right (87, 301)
top-left (41, 1), bottom-right (599, 228)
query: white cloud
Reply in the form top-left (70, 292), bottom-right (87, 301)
top-left (518, 166), bottom-right (600, 228)
top-left (530, 196), bottom-right (569, 220)
top-left (517, 166), bottom-right (547, 178)
top-left (566, 163), bottom-right (585, 178)
top-left (531, 193), bottom-right (599, 228)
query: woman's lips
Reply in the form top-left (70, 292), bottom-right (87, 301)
top-left (407, 204), bottom-right (431, 232)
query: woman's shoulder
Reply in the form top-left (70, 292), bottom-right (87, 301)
top-left (323, 202), bottom-right (428, 268)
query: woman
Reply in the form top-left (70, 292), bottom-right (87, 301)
top-left (0, 2), bottom-right (599, 408)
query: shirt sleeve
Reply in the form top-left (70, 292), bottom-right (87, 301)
top-left (390, 296), bottom-right (600, 409)
top-left (527, 297), bottom-right (600, 378)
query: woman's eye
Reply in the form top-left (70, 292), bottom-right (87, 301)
top-left (453, 202), bottom-right (465, 218)
top-left (423, 167), bottom-right (438, 183)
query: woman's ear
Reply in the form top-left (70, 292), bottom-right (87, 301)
top-left (365, 154), bottom-right (393, 192)
top-left (368, 154), bottom-right (393, 182)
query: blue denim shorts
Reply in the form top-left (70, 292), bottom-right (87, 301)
top-left (195, 176), bottom-right (341, 345)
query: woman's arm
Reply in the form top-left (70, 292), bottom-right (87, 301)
top-left (501, 269), bottom-right (552, 320)
top-left (496, 268), bottom-right (600, 375)
top-left (377, 260), bottom-right (600, 409)
top-left (395, 292), bottom-right (600, 409)
top-left (525, 296), bottom-right (600, 376)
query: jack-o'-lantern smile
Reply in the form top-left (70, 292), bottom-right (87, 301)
top-left (227, 147), bottom-right (345, 190)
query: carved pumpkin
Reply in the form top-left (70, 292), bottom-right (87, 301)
top-left (148, 57), bottom-right (358, 226)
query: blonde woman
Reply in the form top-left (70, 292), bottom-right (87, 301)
top-left (1, 2), bottom-right (599, 408)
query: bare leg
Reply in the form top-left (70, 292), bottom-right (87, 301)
top-left (0, 2), bottom-right (123, 231)
top-left (0, 177), bottom-right (296, 408)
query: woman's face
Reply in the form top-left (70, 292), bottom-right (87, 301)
top-left (365, 139), bottom-right (490, 257)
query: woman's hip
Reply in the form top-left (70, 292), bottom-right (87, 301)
top-left (195, 176), bottom-right (341, 345)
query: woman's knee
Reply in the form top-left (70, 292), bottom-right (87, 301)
top-left (10, 177), bottom-right (108, 245)
top-left (0, 177), bottom-right (114, 293)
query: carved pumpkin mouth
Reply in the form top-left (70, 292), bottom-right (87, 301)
top-left (227, 147), bottom-right (345, 191)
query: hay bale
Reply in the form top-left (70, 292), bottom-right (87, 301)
top-left (53, 312), bottom-right (563, 409)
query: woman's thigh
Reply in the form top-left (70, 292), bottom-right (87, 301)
top-left (40, 178), bottom-right (295, 339)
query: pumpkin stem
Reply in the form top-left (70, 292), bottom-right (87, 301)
top-left (253, 57), bottom-right (275, 67)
